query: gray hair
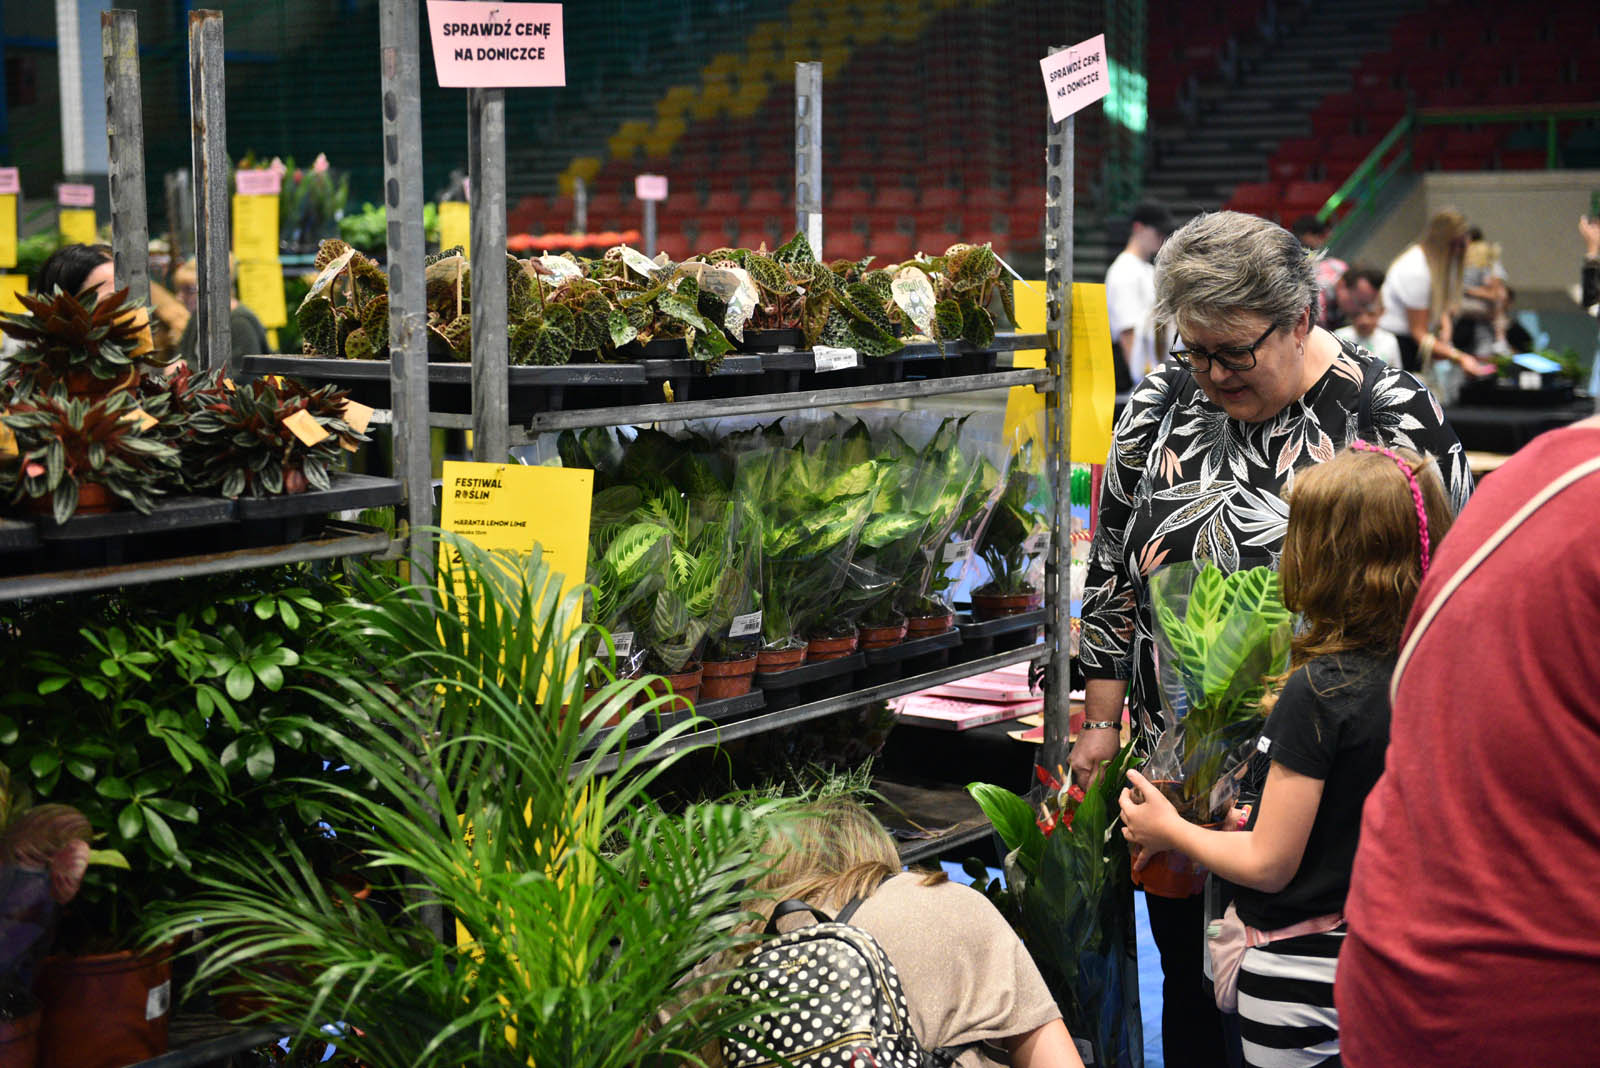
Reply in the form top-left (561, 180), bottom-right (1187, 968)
top-left (1153, 211), bottom-right (1318, 337)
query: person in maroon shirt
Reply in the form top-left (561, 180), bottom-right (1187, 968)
top-left (1337, 416), bottom-right (1600, 1066)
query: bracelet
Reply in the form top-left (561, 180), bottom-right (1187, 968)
top-left (1081, 720), bottom-right (1120, 731)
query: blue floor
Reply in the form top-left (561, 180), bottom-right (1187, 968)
top-left (943, 861), bottom-right (1166, 1068)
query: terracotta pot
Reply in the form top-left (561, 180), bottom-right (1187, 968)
top-left (805, 633), bottom-right (859, 662)
top-left (756, 646), bottom-right (806, 673)
top-left (699, 656), bottom-right (758, 700)
top-left (905, 610), bottom-right (955, 637)
top-left (642, 664), bottom-right (703, 715)
top-left (36, 946), bottom-right (172, 1068)
top-left (857, 619), bottom-right (908, 650)
top-left (1130, 780), bottom-right (1213, 899)
top-left (972, 589), bottom-right (1045, 618)
top-left (26, 481), bottom-right (116, 519)
top-left (283, 466), bottom-right (309, 495)
top-left (567, 685), bottom-right (635, 728)
top-left (0, 1007), bottom-right (40, 1068)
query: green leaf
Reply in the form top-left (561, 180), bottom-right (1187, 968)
top-left (144, 797), bottom-right (199, 823)
top-left (0, 715), bottom-right (16, 745)
top-left (254, 597), bottom-right (277, 620)
top-left (116, 802), bottom-right (143, 841)
top-left (245, 736), bottom-right (275, 781)
top-left (28, 750), bottom-right (59, 778)
top-left (253, 663), bottom-right (284, 692)
top-left (140, 805), bottom-right (179, 859)
top-left (96, 776), bottom-right (132, 800)
top-left (37, 676), bottom-right (69, 695)
top-left (86, 848), bottom-right (129, 870)
top-left (65, 757), bottom-right (96, 782)
top-left (225, 663), bottom-right (255, 701)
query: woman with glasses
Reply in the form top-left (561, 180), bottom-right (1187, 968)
top-left (1069, 211), bottom-right (1472, 1068)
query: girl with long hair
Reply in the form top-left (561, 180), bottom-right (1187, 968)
top-left (1118, 444), bottom-right (1454, 1068)
top-left (1378, 207), bottom-right (1496, 402)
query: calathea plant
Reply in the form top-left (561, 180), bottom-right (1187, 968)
top-left (633, 492), bottom-right (747, 675)
top-left (1, 385), bottom-right (181, 523)
top-left (185, 373), bottom-right (368, 497)
top-left (583, 486), bottom-right (670, 680)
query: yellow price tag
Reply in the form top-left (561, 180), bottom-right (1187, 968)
top-left (231, 194), bottom-right (280, 263)
top-left (0, 195), bottom-right (17, 269)
top-left (0, 275), bottom-right (27, 315)
top-left (342, 399), bottom-right (375, 434)
top-left (58, 208), bottom-right (97, 245)
top-left (282, 408), bottom-right (331, 447)
top-left (438, 201), bottom-right (470, 257)
top-left (236, 260), bottom-right (288, 329)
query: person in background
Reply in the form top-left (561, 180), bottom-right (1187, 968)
top-left (1121, 444), bottom-right (1454, 1068)
top-left (1325, 266), bottom-right (1384, 332)
top-left (175, 259), bottom-right (271, 363)
top-left (744, 799), bottom-right (1082, 1068)
top-left (1292, 215), bottom-right (1346, 329)
top-left (1072, 210), bottom-right (1472, 1068)
top-left (1580, 214), bottom-right (1599, 317)
top-left (1452, 227), bottom-right (1511, 357)
top-left (1106, 202), bottom-right (1173, 387)
top-left (32, 242), bottom-right (117, 302)
top-left (1336, 413), bottom-right (1600, 1066)
top-left (1378, 208), bottom-right (1495, 403)
top-left (1334, 293), bottom-right (1402, 370)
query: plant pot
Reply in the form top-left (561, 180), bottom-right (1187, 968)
top-left (0, 1006), bottom-right (40, 1068)
top-left (739, 328), bottom-right (803, 352)
top-left (972, 589), bottom-right (1045, 619)
top-left (642, 664), bottom-right (703, 715)
top-left (906, 610), bottom-right (955, 638)
top-left (62, 367), bottom-right (139, 400)
top-left (569, 684), bottom-right (636, 729)
top-left (1130, 780), bottom-right (1214, 899)
top-left (283, 466), bottom-right (310, 495)
top-left (756, 646), bottom-right (806, 673)
top-left (805, 633), bottom-right (860, 662)
top-left (699, 656), bottom-right (758, 700)
top-left (36, 946), bottom-right (172, 1068)
top-left (26, 481), bottom-right (116, 520)
top-left (857, 619), bottom-right (908, 650)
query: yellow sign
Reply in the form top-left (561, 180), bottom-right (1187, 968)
top-left (439, 201), bottom-right (471, 257)
top-left (231, 194), bottom-right (279, 263)
top-left (1005, 280), bottom-right (1117, 464)
top-left (58, 208), bottom-right (96, 245)
top-left (0, 275), bottom-right (27, 314)
top-left (236, 259), bottom-right (288, 328)
top-left (0, 195), bottom-right (16, 268)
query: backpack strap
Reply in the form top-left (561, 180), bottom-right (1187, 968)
top-left (835, 873), bottom-right (893, 926)
top-left (764, 899), bottom-right (835, 935)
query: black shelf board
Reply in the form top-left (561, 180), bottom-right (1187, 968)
top-left (234, 472), bottom-right (404, 520)
top-left (862, 628), bottom-right (961, 666)
top-left (640, 354), bottom-right (766, 378)
top-left (123, 1020), bottom-right (288, 1068)
top-left (241, 355), bottom-right (649, 387)
top-left (0, 516), bottom-right (42, 553)
top-left (955, 607), bottom-right (1047, 639)
top-left (584, 645), bottom-right (1047, 776)
top-left (520, 368), bottom-right (1052, 433)
top-left (874, 777), bottom-right (994, 865)
top-left (0, 521), bottom-right (392, 602)
top-left (694, 688), bottom-right (766, 722)
top-left (37, 496), bottom-right (236, 542)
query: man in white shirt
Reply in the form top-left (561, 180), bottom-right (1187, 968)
top-left (1105, 202), bottom-right (1172, 386)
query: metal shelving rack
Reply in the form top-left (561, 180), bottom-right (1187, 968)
top-left (94, 5), bottom-right (1082, 1065)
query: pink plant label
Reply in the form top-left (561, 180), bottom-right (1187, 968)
top-left (426, 2), bottom-right (566, 88)
top-left (634, 174), bottom-right (669, 202)
top-left (57, 183), bottom-right (95, 208)
top-left (0, 169), bottom-right (18, 195)
top-left (1039, 34), bottom-right (1109, 123)
top-left (236, 169), bottom-right (282, 196)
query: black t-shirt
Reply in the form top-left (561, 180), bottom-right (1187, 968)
top-left (1231, 651), bottom-right (1393, 930)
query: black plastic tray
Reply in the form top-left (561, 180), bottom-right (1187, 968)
top-left (234, 472), bottom-right (404, 520)
top-left (755, 652), bottom-right (865, 688)
top-left (0, 517), bottom-right (43, 553)
top-left (693, 689), bottom-right (765, 724)
top-left (36, 496), bottom-right (236, 541)
top-left (955, 607), bottom-right (1046, 639)
top-left (862, 628), bottom-right (962, 665)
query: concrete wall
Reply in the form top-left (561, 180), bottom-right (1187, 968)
top-left (1344, 170), bottom-right (1600, 292)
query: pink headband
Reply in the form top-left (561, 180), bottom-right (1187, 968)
top-left (1349, 441), bottom-right (1431, 577)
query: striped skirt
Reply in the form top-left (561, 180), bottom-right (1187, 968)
top-left (1236, 926), bottom-right (1346, 1068)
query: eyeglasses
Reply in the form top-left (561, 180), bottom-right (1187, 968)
top-left (1169, 323), bottom-right (1276, 373)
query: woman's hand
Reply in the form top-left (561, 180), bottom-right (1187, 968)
top-left (1119, 769), bottom-right (1183, 869)
top-left (1068, 727), bottom-right (1122, 791)
top-left (1579, 215), bottom-right (1600, 258)
top-left (1459, 353), bottom-right (1497, 378)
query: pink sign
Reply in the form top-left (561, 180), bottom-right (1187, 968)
top-left (0, 168), bottom-right (18, 196)
top-left (634, 174), bottom-right (668, 202)
top-left (1039, 34), bottom-right (1109, 123)
top-left (235, 169), bottom-right (282, 196)
top-left (58, 183), bottom-right (95, 208)
top-left (426, 2), bottom-right (566, 88)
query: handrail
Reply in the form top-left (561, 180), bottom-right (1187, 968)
top-left (1319, 101), bottom-right (1600, 250)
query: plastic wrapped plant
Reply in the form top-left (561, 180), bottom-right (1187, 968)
top-left (974, 437), bottom-right (1052, 607)
top-left (1, 386), bottom-right (181, 523)
top-left (185, 374), bottom-right (368, 498)
top-left (583, 487), bottom-right (670, 683)
top-left (1146, 563), bottom-right (1294, 823)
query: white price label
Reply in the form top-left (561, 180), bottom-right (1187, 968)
top-left (813, 345), bottom-right (858, 372)
top-left (943, 538), bottom-right (975, 565)
top-left (146, 980), bottom-right (171, 1021)
top-left (1518, 370), bottom-right (1541, 390)
top-left (1022, 532), bottom-right (1050, 555)
top-left (619, 246), bottom-right (660, 278)
top-left (728, 611), bottom-right (764, 638)
top-left (611, 631), bottom-right (634, 659)
top-left (537, 254), bottom-right (583, 283)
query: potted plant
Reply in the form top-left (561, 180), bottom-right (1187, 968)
top-left (581, 492), bottom-right (670, 720)
top-left (0, 566), bottom-right (367, 1066)
top-left (693, 501), bottom-right (763, 700)
top-left (973, 438), bottom-right (1051, 618)
top-left (142, 535), bottom-right (805, 1068)
top-left (185, 373), bottom-right (368, 497)
top-left (902, 427), bottom-right (1001, 636)
top-left (1, 386), bottom-right (181, 523)
top-left (0, 287), bottom-right (170, 399)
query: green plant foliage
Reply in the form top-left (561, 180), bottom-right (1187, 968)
top-left (142, 536), bottom-right (803, 1067)
top-left (185, 372), bottom-right (368, 499)
top-left (976, 437), bottom-right (1050, 597)
top-left (0, 287), bottom-right (172, 390)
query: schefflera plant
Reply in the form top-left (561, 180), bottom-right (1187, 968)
top-left (1, 386), bottom-right (181, 523)
top-left (185, 372), bottom-right (369, 497)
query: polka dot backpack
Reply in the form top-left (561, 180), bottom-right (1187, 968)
top-left (721, 895), bottom-right (963, 1067)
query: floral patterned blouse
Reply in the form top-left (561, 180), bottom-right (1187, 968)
top-left (1079, 341), bottom-right (1473, 753)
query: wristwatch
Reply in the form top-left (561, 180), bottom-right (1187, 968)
top-left (1080, 720), bottom-right (1120, 731)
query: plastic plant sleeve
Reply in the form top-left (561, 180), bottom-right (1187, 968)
top-left (904, 422), bottom-right (1004, 617)
top-left (840, 430), bottom-right (955, 629)
top-left (1145, 561), bottom-right (1293, 823)
top-left (700, 498), bottom-right (764, 662)
top-left (975, 420), bottom-right (1054, 598)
